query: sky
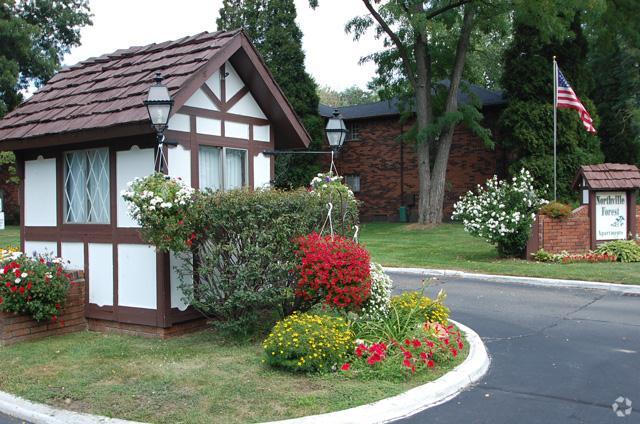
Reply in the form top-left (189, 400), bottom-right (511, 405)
top-left (63, 0), bottom-right (384, 91)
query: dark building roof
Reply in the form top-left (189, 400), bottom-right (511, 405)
top-left (319, 83), bottom-right (505, 120)
top-left (0, 30), bottom-right (311, 150)
top-left (574, 163), bottom-right (640, 190)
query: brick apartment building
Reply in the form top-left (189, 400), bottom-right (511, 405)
top-left (319, 86), bottom-right (507, 222)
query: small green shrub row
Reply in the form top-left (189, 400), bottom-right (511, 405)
top-left (595, 240), bottom-right (640, 263)
top-left (532, 240), bottom-right (640, 263)
top-left (539, 201), bottom-right (573, 219)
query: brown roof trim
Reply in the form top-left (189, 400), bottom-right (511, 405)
top-left (0, 122), bottom-right (152, 151)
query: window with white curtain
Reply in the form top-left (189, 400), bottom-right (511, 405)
top-left (345, 174), bottom-right (361, 193)
top-left (198, 146), bottom-right (247, 191)
top-left (199, 146), bottom-right (222, 190)
top-left (64, 148), bottom-right (110, 224)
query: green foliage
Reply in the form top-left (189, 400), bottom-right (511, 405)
top-left (121, 173), bottom-right (196, 252)
top-left (595, 240), bottom-right (640, 263)
top-left (452, 170), bottom-right (548, 257)
top-left (176, 188), bottom-right (359, 334)
top-left (217, 0), bottom-right (323, 188)
top-left (262, 312), bottom-right (354, 372)
top-left (353, 290), bottom-right (449, 344)
top-left (317, 85), bottom-right (379, 107)
top-left (539, 201), bottom-right (573, 219)
top-left (499, 14), bottom-right (604, 201)
top-left (0, 251), bottom-right (72, 322)
top-left (0, 0), bottom-right (92, 117)
top-left (531, 248), bottom-right (558, 263)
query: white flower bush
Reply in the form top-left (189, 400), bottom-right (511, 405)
top-left (359, 262), bottom-right (392, 320)
top-left (121, 172), bottom-right (196, 251)
top-left (310, 172), bottom-right (355, 202)
top-left (452, 168), bottom-right (547, 257)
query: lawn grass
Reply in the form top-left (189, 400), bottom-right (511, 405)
top-left (0, 225), bottom-right (19, 249)
top-left (360, 223), bottom-right (640, 285)
top-left (0, 330), bottom-right (467, 424)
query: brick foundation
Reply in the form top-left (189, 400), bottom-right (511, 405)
top-left (87, 317), bottom-right (208, 339)
top-left (0, 272), bottom-right (87, 346)
top-left (526, 205), bottom-right (640, 257)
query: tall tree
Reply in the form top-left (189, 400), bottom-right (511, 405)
top-left (499, 13), bottom-right (603, 201)
top-left (217, 0), bottom-right (324, 188)
top-left (0, 0), bottom-right (92, 188)
top-left (0, 0), bottom-right (92, 117)
top-left (587, 0), bottom-right (640, 165)
top-left (336, 0), bottom-right (589, 223)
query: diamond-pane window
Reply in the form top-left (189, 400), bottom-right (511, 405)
top-left (64, 148), bottom-right (110, 224)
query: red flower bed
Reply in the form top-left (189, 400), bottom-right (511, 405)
top-left (294, 232), bottom-right (371, 311)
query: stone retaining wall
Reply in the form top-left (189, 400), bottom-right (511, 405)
top-left (0, 272), bottom-right (86, 346)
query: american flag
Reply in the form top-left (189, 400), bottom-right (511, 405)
top-left (556, 67), bottom-right (596, 133)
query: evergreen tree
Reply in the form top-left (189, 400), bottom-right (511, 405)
top-left (588, 0), bottom-right (640, 165)
top-left (499, 13), bottom-right (603, 201)
top-left (217, 0), bottom-right (323, 188)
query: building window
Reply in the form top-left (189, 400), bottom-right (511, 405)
top-left (345, 174), bottom-right (361, 193)
top-left (199, 146), bottom-right (248, 190)
top-left (346, 122), bottom-right (360, 141)
top-left (64, 148), bottom-right (110, 224)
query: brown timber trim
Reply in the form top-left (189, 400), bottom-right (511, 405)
top-left (16, 152), bottom-right (25, 252)
top-left (220, 62), bottom-right (226, 103)
top-left (85, 304), bottom-right (114, 321)
top-left (224, 86), bottom-right (249, 111)
top-left (170, 306), bottom-right (203, 325)
top-left (628, 191), bottom-right (638, 239)
top-left (156, 251), bottom-right (170, 328)
top-left (116, 306), bottom-right (157, 326)
top-left (200, 83), bottom-right (224, 111)
top-left (589, 190), bottom-right (596, 249)
top-left (179, 105), bottom-right (269, 126)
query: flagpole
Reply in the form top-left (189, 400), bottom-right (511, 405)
top-left (553, 56), bottom-right (557, 201)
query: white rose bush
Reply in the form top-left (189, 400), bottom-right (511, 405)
top-left (452, 169), bottom-right (547, 257)
top-left (121, 172), bottom-right (196, 252)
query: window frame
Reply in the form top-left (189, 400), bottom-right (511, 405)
top-left (63, 147), bottom-right (111, 225)
top-left (345, 174), bottom-right (361, 193)
top-left (198, 145), bottom-right (249, 191)
top-left (346, 121), bottom-right (360, 141)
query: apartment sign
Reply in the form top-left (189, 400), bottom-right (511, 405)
top-left (595, 191), bottom-right (627, 241)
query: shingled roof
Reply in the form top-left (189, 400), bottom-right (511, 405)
top-left (318, 82), bottom-right (505, 120)
top-left (574, 163), bottom-right (640, 190)
top-left (0, 29), bottom-right (311, 150)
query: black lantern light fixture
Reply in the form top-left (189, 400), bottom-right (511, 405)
top-left (144, 72), bottom-right (174, 172)
top-left (325, 109), bottom-right (347, 152)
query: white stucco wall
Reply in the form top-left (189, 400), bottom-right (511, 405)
top-left (167, 113), bottom-right (190, 132)
top-left (225, 63), bottom-right (244, 99)
top-left (228, 93), bottom-right (267, 119)
top-left (253, 153), bottom-right (271, 189)
top-left (61, 242), bottom-right (84, 270)
top-left (24, 241), bottom-right (57, 257)
top-left (24, 157), bottom-right (57, 226)
top-left (117, 244), bottom-right (157, 310)
top-left (88, 243), bottom-right (113, 307)
top-left (170, 253), bottom-right (190, 311)
top-left (168, 144), bottom-right (191, 186)
top-left (116, 146), bottom-right (154, 228)
top-left (184, 88), bottom-right (218, 110)
top-left (253, 125), bottom-right (270, 142)
top-left (206, 69), bottom-right (221, 99)
top-left (196, 116), bottom-right (222, 136)
top-left (224, 121), bottom-right (250, 139)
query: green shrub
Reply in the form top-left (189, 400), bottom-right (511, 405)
top-left (0, 251), bottom-right (72, 322)
top-left (176, 188), bottom-right (359, 334)
top-left (531, 248), bottom-right (558, 262)
top-left (263, 312), bottom-right (354, 372)
top-left (353, 290), bottom-right (450, 344)
top-left (539, 201), bottom-right (573, 219)
top-left (595, 240), bottom-right (640, 263)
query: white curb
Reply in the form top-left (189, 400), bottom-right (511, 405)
top-left (0, 391), bottom-right (143, 424)
top-left (384, 267), bottom-right (640, 295)
top-left (0, 321), bottom-right (489, 424)
top-left (262, 319), bottom-right (490, 424)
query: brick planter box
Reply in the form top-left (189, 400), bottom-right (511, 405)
top-left (0, 272), bottom-right (87, 346)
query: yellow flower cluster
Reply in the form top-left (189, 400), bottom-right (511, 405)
top-left (391, 291), bottom-right (450, 324)
top-left (263, 312), bottom-right (354, 372)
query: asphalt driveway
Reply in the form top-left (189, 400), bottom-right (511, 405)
top-left (390, 272), bottom-right (639, 424)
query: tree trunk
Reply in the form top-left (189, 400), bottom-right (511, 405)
top-left (428, 6), bottom-right (476, 224)
top-left (415, 34), bottom-right (433, 225)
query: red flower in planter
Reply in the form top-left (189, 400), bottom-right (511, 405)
top-left (341, 363), bottom-right (351, 371)
top-left (51, 315), bottom-right (57, 322)
top-left (427, 359), bottom-right (435, 368)
top-left (18, 286), bottom-right (25, 294)
top-left (0, 297), bottom-right (3, 304)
